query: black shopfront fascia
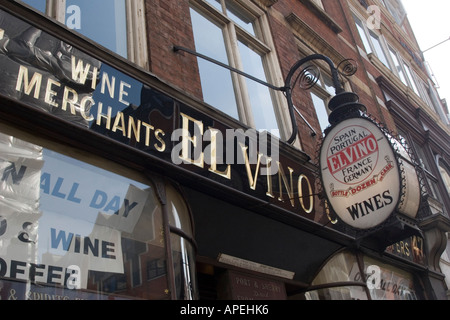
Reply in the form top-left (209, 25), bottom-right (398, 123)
top-left (0, 1), bottom-right (431, 296)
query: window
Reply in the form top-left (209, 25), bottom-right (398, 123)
top-left (354, 15), bottom-right (390, 69)
top-left (386, 46), bottom-right (441, 114)
top-left (389, 47), bottom-right (407, 85)
top-left (299, 250), bottom-right (422, 300)
top-left (363, 256), bottom-right (420, 300)
top-left (189, 0), bottom-right (286, 135)
top-left (388, 47), bottom-right (421, 96)
top-left (369, 32), bottom-right (390, 67)
top-left (304, 251), bottom-right (368, 300)
top-left (310, 73), bottom-right (335, 133)
top-left (398, 129), bottom-right (446, 211)
top-left (0, 129), bottom-right (198, 300)
top-left (17, 0), bottom-right (148, 68)
top-left (381, 0), bottom-right (407, 25)
top-left (438, 159), bottom-right (450, 197)
top-left (403, 63), bottom-right (420, 95)
top-left (354, 16), bottom-right (372, 54)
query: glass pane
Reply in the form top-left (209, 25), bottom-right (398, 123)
top-left (19, 0), bottom-right (46, 13)
top-left (171, 234), bottom-right (198, 300)
top-left (389, 48), bottom-right (407, 85)
top-left (225, 0), bottom-right (255, 36)
top-left (354, 18), bottom-right (372, 54)
top-left (204, 0), bottom-right (223, 12)
top-left (312, 251), bottom-right (362, 285)
top-left (403, 63), bottom-right (420, 95)
top-left (369, 32), bottom-right (390, 68)
top-left (322, 75), bottom-right (335, 96)
top-left (238, 41), bottom-right (278, 132)
top-left (65, 0), bottom-right (128, 58)
top-left (304, 286), bottom-right (368, 300)
top-left (190, 8), bottom-right (239, 119)
top-left (167, 185), bottom-right (193, 237)
top-left (0, 131), bottom-right (168, 300)
top-left (438, 161), bottom-right (450, 195)
top-left (363, 257), bottom-right (421, 300)
top-left (311, 92), bottom-right (329, 132)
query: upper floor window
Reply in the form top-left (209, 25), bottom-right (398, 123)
top-left (17, 0), bottom-right (148, 68)
top-left (388, 46), bottom-right (408, 85)
top-left (189, 0), bottom-right (286, 136)
top-left (354, 15), bottom-right (390, 69)
top-left (310, 73), bottom-right (335, 133)
top-left (438, 159), bottom-right (450, 197)
top-left (381, 0), bottom-right (407, 25)
top-left (387, 46), bottom-right (446, 122)
top-left (398, 129), bottom-right (446, 214)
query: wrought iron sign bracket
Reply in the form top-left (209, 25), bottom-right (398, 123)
top-left (173, 45), bottom-right (358, 144)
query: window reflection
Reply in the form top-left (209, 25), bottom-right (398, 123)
top-left (190, 7), bottom-right (239, 119)
top-left (299, 250), bottom-right (421, 300)
top-left (65, 0), bottom-right (127, 58)
top-left (19, 0), bottom-right (128, 58)
top-left (0, 131), bottom-right (175, 300)
top-left (238, 40), bottom-right (278, 132)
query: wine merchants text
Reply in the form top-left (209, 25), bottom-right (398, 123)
top-left (14, 57), bottom-right (315, 217)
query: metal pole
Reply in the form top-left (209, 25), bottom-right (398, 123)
top-left (173, 46), bottom-right (349, 144)
top-left (422, 36), bottom-right (450, 53)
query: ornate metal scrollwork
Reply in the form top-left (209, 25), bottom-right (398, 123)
top-left (293, 64), bottom-right (321, 90)
top-left (173, 46), bottom-right (360, 144)
top-left (337, 58), bottom-right (358, 77)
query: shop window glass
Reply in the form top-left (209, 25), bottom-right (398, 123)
top-left (304, 286), bottom-right (368, 300)
top-left (312, 251), bottom-right (360, 284)
top-left (302, 251), bottom-right (422, 300)
top-left (166, 185), bottom-right (198, 299)
top-left (304, 251), bottom-right (368, 300)
top-left (167, 186), bottom-right (193, 237)
top-left (363, 257), bottom-right (421, 300)
top-left (171, 234), bottom-right (197, 300)
top-left (0, 130), bottom-right (196, 300)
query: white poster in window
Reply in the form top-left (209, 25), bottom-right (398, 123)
top-left (0, 132), bottom-right (43, 211)
top-left (94, 184), bottom-right (149, 233)
top-left (0, 206), bottom-right (124, 290)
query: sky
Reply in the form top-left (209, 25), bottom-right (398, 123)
top-left (402, 0), bottom-right (450, 105)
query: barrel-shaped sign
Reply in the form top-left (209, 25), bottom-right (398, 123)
top-left (320, 117), bottom-right (409, 230)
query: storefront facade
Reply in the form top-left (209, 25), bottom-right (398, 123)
top-left (0, 0), bottom-right (448, 300)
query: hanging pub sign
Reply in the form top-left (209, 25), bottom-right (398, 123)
top-left (319, 116), bottom-right (421, 232)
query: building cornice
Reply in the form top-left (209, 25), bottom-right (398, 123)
top-left (286, 12), bottom-right (345, 63)
top-left (297, 0), bottom-right (343, 34)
